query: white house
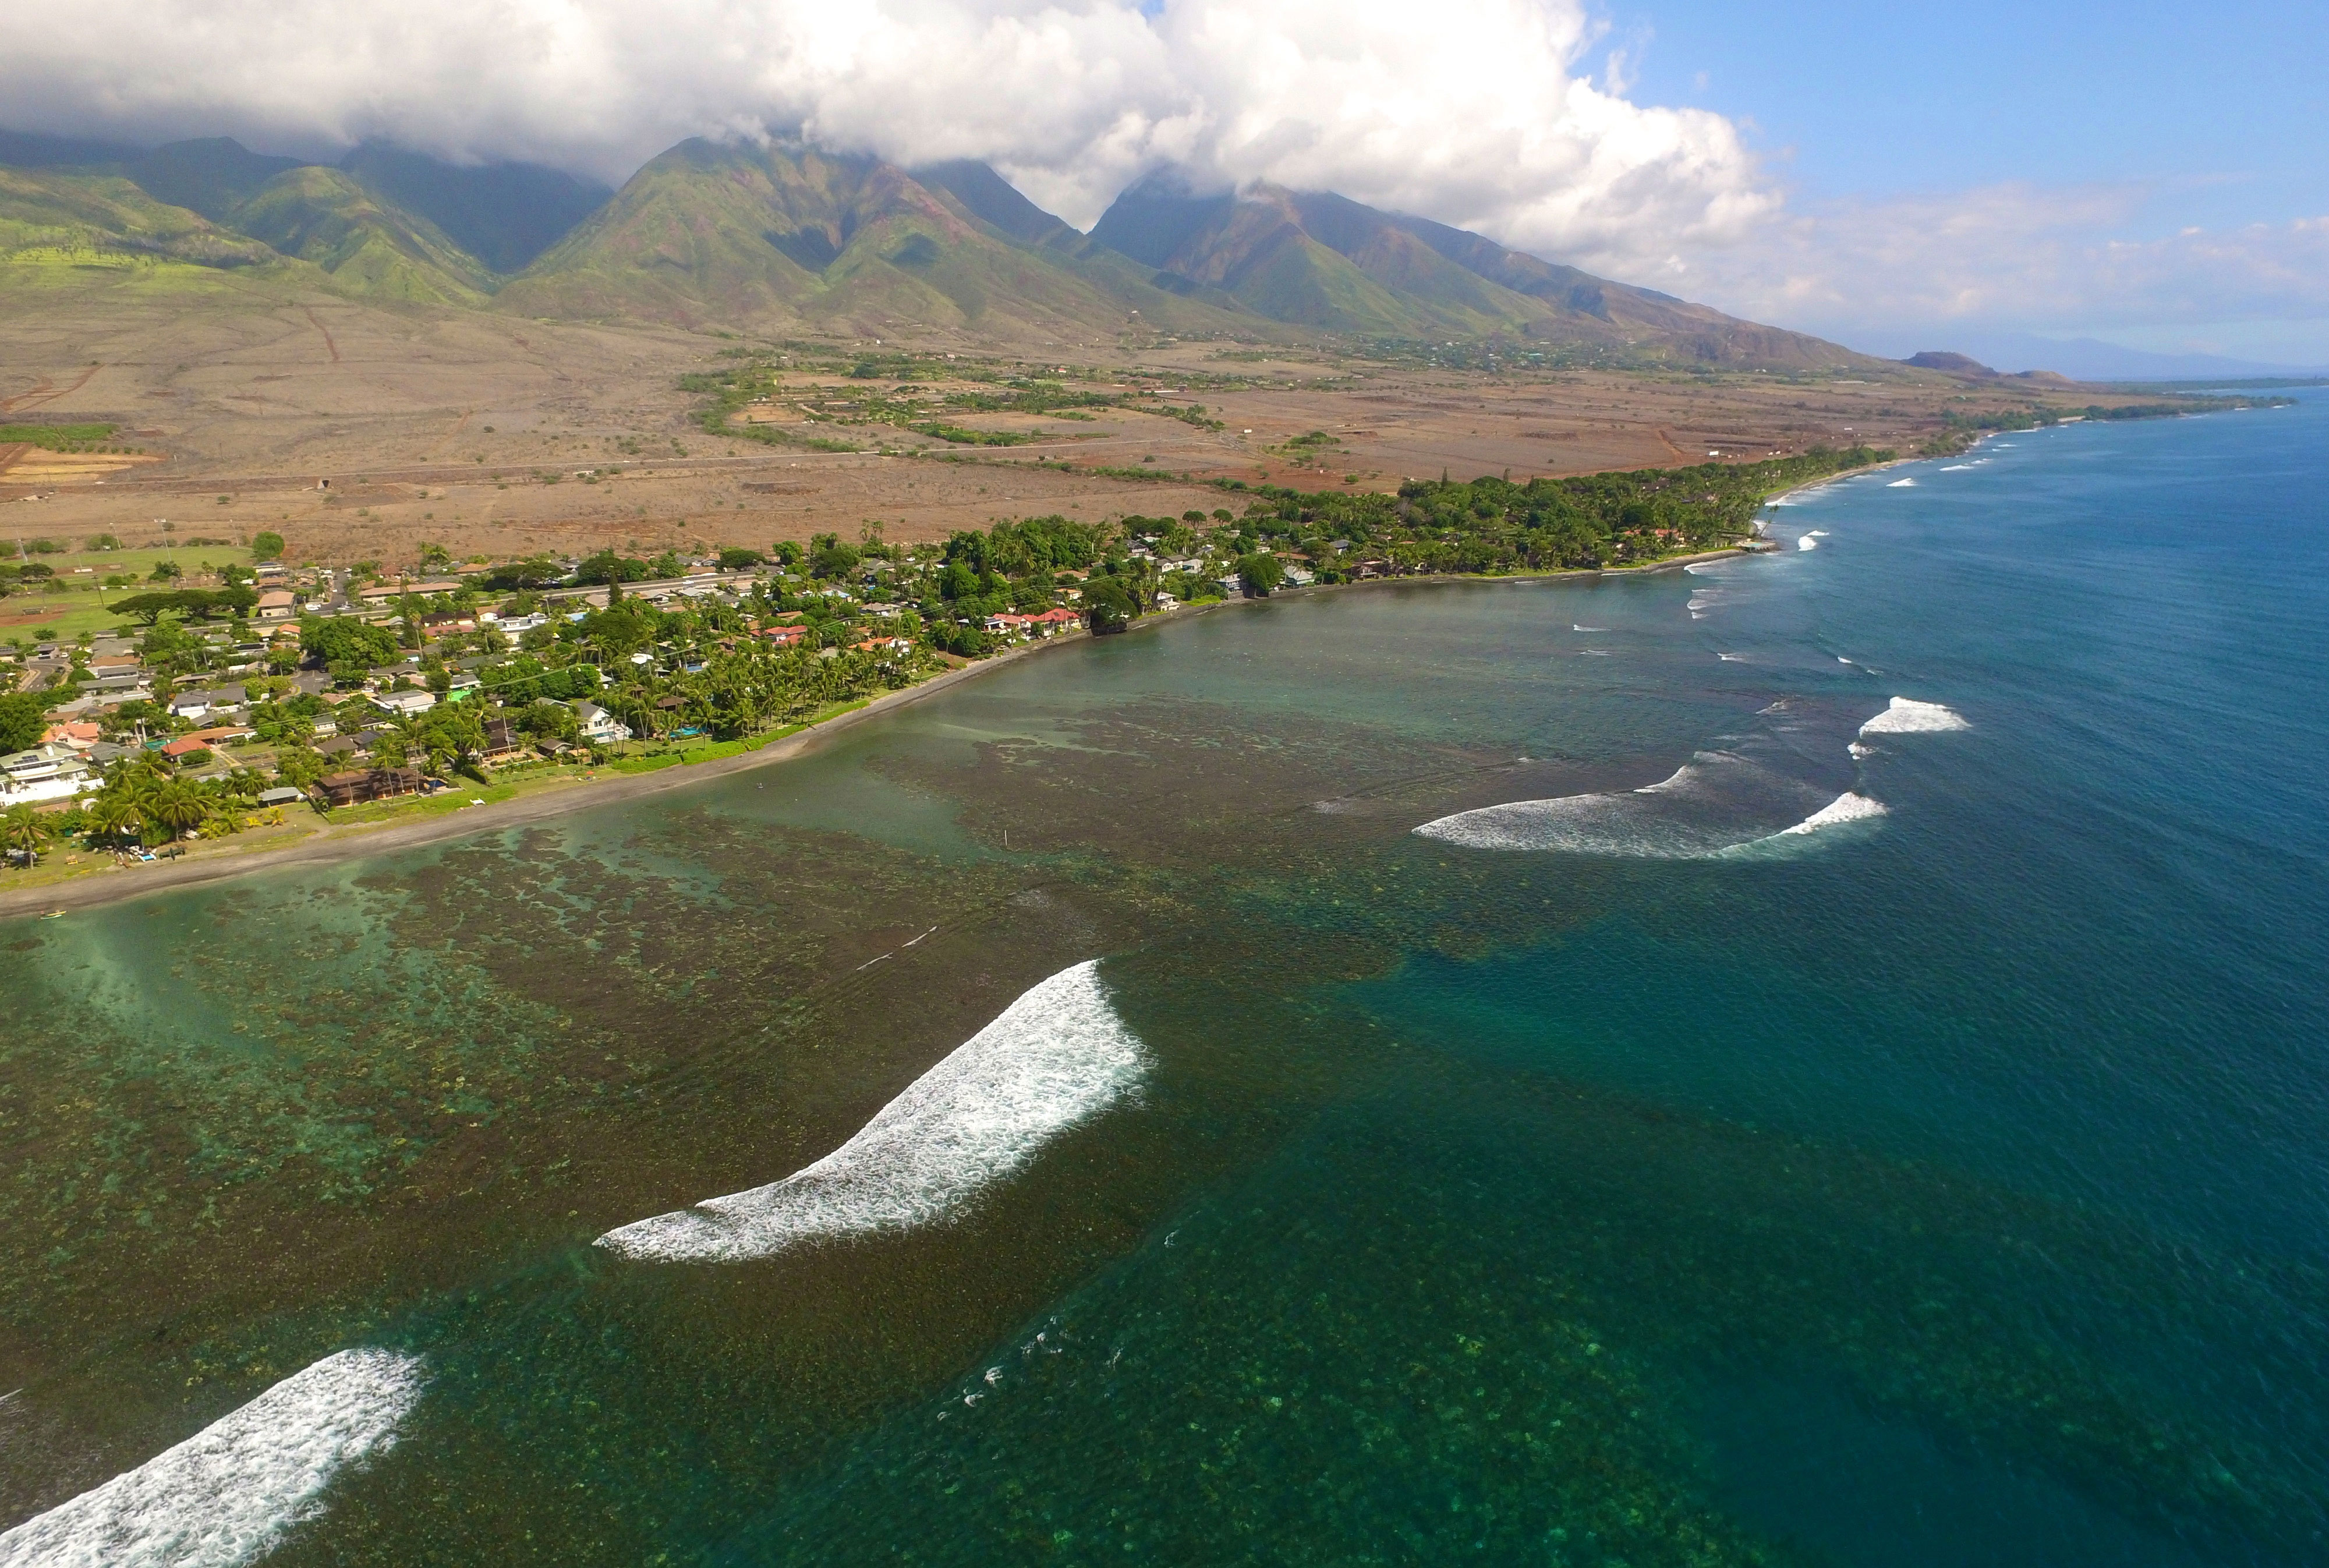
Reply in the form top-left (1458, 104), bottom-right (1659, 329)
top-left (574, 701), bottom-right (631, 744)
top-left (1, 744), bottom-right (97, 802)
top-left (372, 689), bottom-right (437, 717)
top-left (166, 685), bottom-right (246, 721)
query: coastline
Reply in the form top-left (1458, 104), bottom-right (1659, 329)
top-left (0, 523), bottom-right (1827, 922)
top-left (0, 633), bottom-right (1074, 921)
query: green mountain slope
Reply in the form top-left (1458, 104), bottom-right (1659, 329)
top-left (502, 140), bottom-right (1244, 337)
top-left (229, 167), bottom-right (496, 305)
top-left (1091, 175), bottom-right (1870, 369)
top-left (0, 167), bottom-right (278, 268)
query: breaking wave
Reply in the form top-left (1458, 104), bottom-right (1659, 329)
top-left (1416, 749), bottom-right (1851, 858)
top-left (1887, 477), bottom-right (1917, 487)
top-left (1860, 697), bottom-right (1970, 735)
top-left (1778, 792), bottom-right (1888, 834)
top-left (597, 961), bottom-right (1147, 1263)
top-left (0, 1349), bottom-right (424, 1568)
top-left (1571, 624), bottom-right (1606, 632)
top-left (1941, 463), bottom-right (1974, 470)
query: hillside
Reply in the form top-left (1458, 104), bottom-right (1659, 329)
top-left (0, 126), bottom-right (1881, 369)
top-left (498, 139), bottom-right (1238, 338)
top-left (1091, 176), bottom-right (1865, 368)
top-left (228, 167), bottom-right (496, 305)
top-left (0, 167), bottom-right (278, 269)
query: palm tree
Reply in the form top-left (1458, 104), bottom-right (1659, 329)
top-left (147, 780), bottom-right (209, 840)
top-left (1, 804), bottom-right (49, 866)
top-left (85, 795), bottom-right (143, 851)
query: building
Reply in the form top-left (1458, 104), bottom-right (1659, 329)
top-left (574, 701), bottom-right (631, 744)
top-left (160, 725), bottom-right (254, 759)
top-left (758, 624), bottom-right (806, 647)
top-left (313, 767), bottom-right (422, 807)
top-left (371, 689), bottom-right (437, 718)
top-left (166, 685), bottom-right (247, 721)
top-left (256, 785), bottom-right (305, 808)
top-left (1, 744), bottom-right (97, 802)
top-left (255, 590), bottom-right (296, 620)
top-left (481, 718), bottom-right (526, 763)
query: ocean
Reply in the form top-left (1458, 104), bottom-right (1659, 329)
top-left (1, 395), bottom-right (2323, 1566)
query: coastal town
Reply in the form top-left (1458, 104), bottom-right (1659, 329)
top-left (0, 443), bottom-right (1886, 884)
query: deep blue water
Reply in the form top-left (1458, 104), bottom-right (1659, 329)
top-left (3, 397), bottom-right (2324, 1566)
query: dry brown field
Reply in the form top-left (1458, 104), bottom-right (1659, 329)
top-left (0, 289), bottom-right (2154, 572)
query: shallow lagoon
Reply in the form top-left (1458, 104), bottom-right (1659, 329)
top-left (3, 396), bottom-right (2326, 1565)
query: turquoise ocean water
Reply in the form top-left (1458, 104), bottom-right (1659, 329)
top-left (2, 397), bottom-right (2324, 1565)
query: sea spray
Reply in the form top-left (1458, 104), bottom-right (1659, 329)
top-left (0, 1349), bottom-right (424, 1568)
top-left (597, 961), bottom-right (1147, 1263)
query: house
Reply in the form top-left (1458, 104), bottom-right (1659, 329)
top-left (1026, 607), bottom-right (1081, 631)
top-left (167, 685), bottom-right (246, 721)
top-left (313, 767), bottom-right (422, 807)
top-left (316, 735), bottom-right (361, 762)
top-left (161, 725), bottom-right (254, 758)
top-left (758, 624), bottom-right (806, 647)
top-left (493, 613), bottom-right (549, 639)
top-left (574, 701), bottom-right (631, 744)
top-left (371, 689), bottom-right (437, 717)
top-left (1, 744), bottom-right (97, 802)
top-left (41, 721), bottom-right (101, 751)
top-left (256, 785), bottom-right (305, 808)
top-left (482, 718), bottom-right (526, 762)
top-left (255, 590), bottom-right (297, 620)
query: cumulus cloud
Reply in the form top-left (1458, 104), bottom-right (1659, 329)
top-left (0, 0), bottom-right (1771, 270)
top-left (1664, 182), bottom-right (2329, 346)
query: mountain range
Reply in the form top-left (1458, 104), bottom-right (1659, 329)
top-left (0, 126), bottom-right (1873, 370)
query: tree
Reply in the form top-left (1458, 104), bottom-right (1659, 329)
top-left (84, 794), bottom-right (143, 850)
top-left (251, 530), bottom-right (286, 560)
top-left (302, 617), bottom-right (399, 673)
top-left (1235, 553), bottom-right (1285, 596)
top-left (1, 804), bottom-right (49, 866)
top-left (717, 547), bottom-right (766, 571)
top-left (0, 691), bottom-right (47, 753)
top-left (808, 533), bottom-right (859, 580)
top-left (146, 781), bottom-right (208, 840)
top-left (1082, 575), bottom-right (1139, 634)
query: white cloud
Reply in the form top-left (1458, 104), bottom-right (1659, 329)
top-left (1664, 182), bottom-right (2329, 348)
top-left (0, 0), bottom-right (1770, 268)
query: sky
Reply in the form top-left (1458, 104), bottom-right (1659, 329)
top-left (1, 0), bottom-right (2322, 365)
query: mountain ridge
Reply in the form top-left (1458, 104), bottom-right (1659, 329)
top-left (0, 126), bottom-right (1886, 371)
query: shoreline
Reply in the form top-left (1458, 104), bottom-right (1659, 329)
top-left (0, 634), bottom-right (1073, 920)
top-left (0, 529), bottom-right (1815, 921)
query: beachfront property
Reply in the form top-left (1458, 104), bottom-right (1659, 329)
top-left (575, 701), bottom-right (632, 744)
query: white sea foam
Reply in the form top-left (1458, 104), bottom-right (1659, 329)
top-left (1797, 535), bottom-right (1820, 551)
top-left (1777, 792), bottom-right (1888, 834)
top-left (1571, 624), bottom-right (1606, 632)
top-left (1579, 649), bottom-right (1611, 656)
top-left (1716, 652), bottom-right (1748, 661)
top-left (1887, 477), bottom-right (1917, 487)
top-left (1859, 697), bottom-right (1970, 735)
top-left (1417, 751), bottom-right (1835, 858)
top-left (597, 961), bottom-right (1147, 1263)
top-left (0, 1349), bottom-right (424, 1568)
top-left (1940, 463), bottom-right (1974, 470)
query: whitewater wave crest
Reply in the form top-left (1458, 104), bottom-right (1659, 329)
top-left (597, 961), bottom-right (1147, 1263)
top-left (1887, 477), bottom-right (1917, 487)
top-left (1797, 535), bottom-right (1820, 551)
top-left (0, 1349), bottom-right (424, 1568)
top-left (1859, 697), bottom-right (1970, 735)
top-left (1416, 751), bottom-right (1845, 858)
top-left (1779, 792), bottom-right (1888, 835)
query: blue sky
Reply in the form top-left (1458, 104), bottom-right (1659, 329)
top-left (1598, 0), bottom-right (2329, 362)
